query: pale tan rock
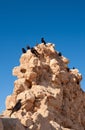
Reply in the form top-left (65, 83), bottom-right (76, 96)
top-left (2, 43), bottom-right (85, 130)
top-left (5, 94), bottom-right (17, 110)
top-left (20, 52), bottom-right (32, 65)
top-left (17, 90), bottom-right (35, 111)
top-left (17, 90), bottom-right (35, 103)
top-left (50, 121), bottom-right (73, 130)
top-left (21, 116), bottom-right (33, 127)
top-left (50, 59), bottom-right (60, 73)
top-left (59, 70), bottom-right (70, 84)
top-left (13, 66), bottom-right (24, 78)
top-left (61, 56), bottom-right (69, 64)
top-left (14, 78), bottom-right (32, 94)
top-left (24, 71), bottom-right (37, 82)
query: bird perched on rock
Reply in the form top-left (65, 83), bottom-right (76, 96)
top-left (58, 52), bottom-right (62, 56)
top-left (41, 37), bottom-right (46, 45)
top-left (22, 48), bottom-right (26, 53)
top-left (10, 99), bottom-right (22, 116)
top-left (31, 47), bottom-right (40, 57)
top-left (26, 45), bottom-right (30, 50)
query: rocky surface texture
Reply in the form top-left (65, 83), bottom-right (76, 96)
top-left (1, 43), bottom-right (85, 130)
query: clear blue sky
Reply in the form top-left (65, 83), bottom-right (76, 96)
top-left (0, 0), bottom-right (85, 113)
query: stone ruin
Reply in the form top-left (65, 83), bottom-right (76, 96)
top-left (0, 42), bottom-right (85, 130)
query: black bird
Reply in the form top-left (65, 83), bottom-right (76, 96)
top-left (26, 45), bottom-right (30, 50)
top-left (58, 52), bottom-right (62, 56)
top-left (41, 37), bottom-right (46, 45)
top-left (10, 99), bottom-right (22, 116)
top-left (72, 67), bottom-right (75, 69)
top-left (31, 47), bottom-right (39, 57)
top-left (22, 48), bottom-right (26, 53)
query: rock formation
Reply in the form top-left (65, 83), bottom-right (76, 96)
top-left (1, 43), bottom-right (85, 130)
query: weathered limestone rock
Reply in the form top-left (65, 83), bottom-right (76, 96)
top-left (14, 78), bottom-right (32, 94)
top-left (1, 43), bottom-right (85, 130)
top-left (6, 94), bottom-right (17, 110)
